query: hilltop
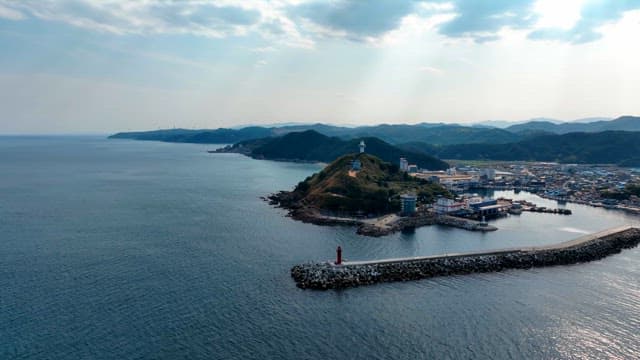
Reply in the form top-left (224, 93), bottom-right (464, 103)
top-left (270, 153), bottom-right (448, 219)
top-left (217, 130), bottom-right (449, 170)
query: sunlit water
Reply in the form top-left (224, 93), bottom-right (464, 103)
top-left (1, 136), bottom-right (639, 359)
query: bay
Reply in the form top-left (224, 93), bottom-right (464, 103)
top-left (1, 136), bottom-right (639, 359)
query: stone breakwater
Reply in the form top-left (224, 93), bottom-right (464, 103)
top-left (291, 226), bottom-right (640, 290)
top-left (356, 215), bottom-right (496, 237)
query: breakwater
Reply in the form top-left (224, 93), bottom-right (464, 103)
top-left (291, 226), bottom-right (640, 290)
top-left (356, 214), bottom-right (497, 237)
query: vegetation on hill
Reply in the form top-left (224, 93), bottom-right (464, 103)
top-left (110, 123), bottom-right (522, 145)
top-left (217, 130), bottom-right (449, 170)
top-left (399, 131), bottom-right (640, 166)
top-left (109, 127), bottom-right (273, 144)
top-left (282, 153), bottom-right (449, 215)
top-left (110, 116), bottom-right (640, 147)
top-left (343, 124), bottom-right (521, 145)
top-left (506, 116), bottom-right (640, 134)
top-left (601, 183), bottom-right (640, 200)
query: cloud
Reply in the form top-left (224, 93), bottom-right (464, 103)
top-left (0, 4), bottom-right (25, 20)
top-left (1, 0), bottom-right (639, 46)
top-left (1, 0), bottom-right (262, 37)
top-left (289, 0), bottom-right (418, 41)
top-left (528, 0), bottom-right (640, 44)
top-left (418, 66), bottom-right (444, 75)
top-left (436, 0), bottom-right (537, 42)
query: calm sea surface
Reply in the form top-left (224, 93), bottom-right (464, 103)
top-left (1, 136), bottom-right (639, 359)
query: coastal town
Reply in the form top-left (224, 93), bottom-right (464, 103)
top-left (415, 160), bottom-right (640, 215)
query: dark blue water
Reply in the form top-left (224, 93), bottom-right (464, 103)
top-left (1, 136), bottom-right (639, 359)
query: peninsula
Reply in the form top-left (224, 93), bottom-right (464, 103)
top-left (267, 148), bottom-right (499, 236)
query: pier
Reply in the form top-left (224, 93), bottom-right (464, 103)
top-left (291, 226), bottom-right (640, 290)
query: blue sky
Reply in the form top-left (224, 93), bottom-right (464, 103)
top-left (1, 0), bottom-right (640, 133)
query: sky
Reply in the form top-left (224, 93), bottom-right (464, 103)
top-left (1, 0), bottom-right (640, 134)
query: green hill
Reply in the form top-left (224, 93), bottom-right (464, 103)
top-left (278, 153), bottom-right (448, 215)
top-left (109, 127), bottom-right (273, 144)
top-left (218, 130), bottom-right (449, 170)
top-left (401, 131), bottom-right (640, 165)
top-left (109, 123), bottom-right (521, 145)
top-left (506, 116), bottom-right (640, 134)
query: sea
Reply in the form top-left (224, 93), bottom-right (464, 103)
top-left (1, 136), bottom-right (639, 359)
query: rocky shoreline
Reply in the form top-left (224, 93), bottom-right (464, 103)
top-left (291, 226), bottom-right (640, 290)
top-left (266, 192), bottom-right (496, 237)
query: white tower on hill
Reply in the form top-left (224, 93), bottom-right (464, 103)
top-left (359, 140), bottom-right (366, 154)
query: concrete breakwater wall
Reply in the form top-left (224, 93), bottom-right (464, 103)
top-left (356, 214), bottom-right (496, 237)
top-left (291, 226), bottom-right (640, 290)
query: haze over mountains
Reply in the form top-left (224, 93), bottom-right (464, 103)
top-left (110, 115), bottom-right (640, 166)
top-left (112, 115), bottom-right (634, 144)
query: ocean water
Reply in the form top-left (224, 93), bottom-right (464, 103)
top-left (1, 136), bottom-right (639, 359)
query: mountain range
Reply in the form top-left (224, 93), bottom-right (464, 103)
top-left (505, 116), bottom-right (640, 134)
top-left (110, 116), bottom-right (636, 146)
top-left (111, 115), bottom-right (640, 166)
top-left (400, 131), bottom-right (640, 166)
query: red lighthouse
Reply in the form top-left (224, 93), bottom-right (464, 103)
top-left (335, 246), bottom-right (342, 265)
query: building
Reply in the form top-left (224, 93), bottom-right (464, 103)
top-left (399, 157), bottom-right (409, 172)
top-left (414, 171), bottom-right (478, 192)
top-left (468, 198), bottom-right (497, 210)
top-left (480, 168), bottom-right (496, 180)
top-left (400, 193), bottom-right (417, 215)
top-left (407, 164), bottom-right (418, 174)
top-left (351, 159), bottom-right (361, 171)
top-left (435, 197), bottom-right (464, 214)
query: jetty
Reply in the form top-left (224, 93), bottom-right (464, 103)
top-left (291, 226), bottom-right (640, 290)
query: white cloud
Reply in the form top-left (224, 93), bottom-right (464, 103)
top-left (0, 0), bottom-right (315, 47)
top-left (1, 0), bottom-right (639, 47)
top-left (250, 46), bottom-right (277, 53)
top-left (418, 66), bottom-right (444, 75)
top-left (0, 4), bottom-right (25, 20)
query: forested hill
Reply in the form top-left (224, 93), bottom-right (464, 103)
top-left (216, 130), bottom-right (449, 170)
top-left (108, 127), bottom-right (273, 144)
top-left (506, 116), bottom-right (640, 134)
top-left (109, 123), bottom-right (519, 145)
top-left (279, 153), bottom-right (449, 214)
top-left (400, 131), bottom-right (640, 166)
top-left (109, 115), bottom-right (640, 146)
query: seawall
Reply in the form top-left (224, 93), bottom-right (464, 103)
top-left (291, 226), bottom-right (640, 290)
top-left (356, 214), bottom-right (497, 237)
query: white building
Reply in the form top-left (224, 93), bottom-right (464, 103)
top-left (435, 197), bottom-right (465, 214)
top-left (399, 158), bottom-right (409, 172)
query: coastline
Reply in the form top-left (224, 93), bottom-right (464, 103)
top-left (266, 192), bottom-right (496, 237)
top-left (477, 185), bottom-right (640, 216)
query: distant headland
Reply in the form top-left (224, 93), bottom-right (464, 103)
top-left (109, 115), bottom-right (640, 166)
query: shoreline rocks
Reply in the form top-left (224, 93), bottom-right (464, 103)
top-left (291, 226), bottom-right (640, 290)
top-left (267, 192), bottom-right (496, 237)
